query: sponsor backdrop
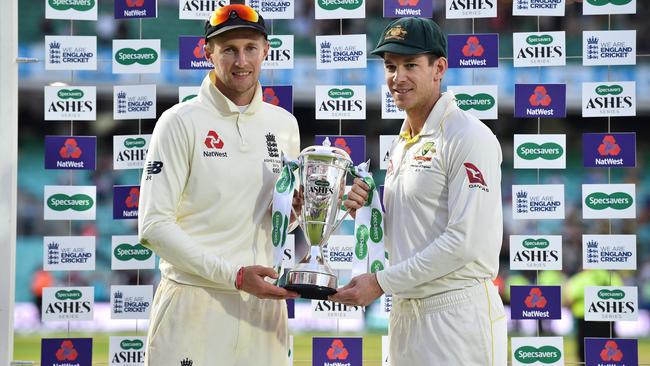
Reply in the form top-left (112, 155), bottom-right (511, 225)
top-left (21, 0), bottom-right (643, 364)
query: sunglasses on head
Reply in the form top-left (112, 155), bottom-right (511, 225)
top-left (209, 4), bottom-right (259, 27)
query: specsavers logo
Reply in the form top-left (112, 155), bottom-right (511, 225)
top-left (48, 0), bottom-right (95, 11)
top-left (120, 339), bottom-right (143, 350)
top-left (456, 93), bottom-right (495, 111)
top-left (523, 238), bottom-right (550, 249)
top-left (514, 346), bottom-right (562, 364)
top-left (318, 0), bottom-right (363, 11)
top-left (47, 194), bottom-right (94, 211)
top-left (587, 0), bottom-right (632, 5)
top-left (56, 289), bottom-right (83, 300)
top-left (114, 243), bottom-right (152, 261)
top-left (516, 142), bottom-right (563, 160)
top-left (58, 89), bottom-right (84, 99)
top-left (115, 47), bottom-right (158, 65)
top-left (585, 192), bottom-right (633, 210)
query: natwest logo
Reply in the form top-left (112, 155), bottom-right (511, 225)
top-left (525, 287), bottom-right (547, 308)
top-left (327, 339), bottom-right (349, 360)
top-left (126, 0), bottom-right (144, 7)
top-left (56, 339), bottom-right (79, 361)
top-left (203, 131), bottom-right (228, 158)
top-left (179, 36), bottom-right (212, 70)
top-left (463, 36), bottom-right (484, 57)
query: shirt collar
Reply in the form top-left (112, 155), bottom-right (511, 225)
top-left (198, 70), bottom-right (263, 115)
top-left (398, 91), bottom-right (458, 143)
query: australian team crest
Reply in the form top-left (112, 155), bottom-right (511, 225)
top-left (385, 25), bottom-right (407, 41)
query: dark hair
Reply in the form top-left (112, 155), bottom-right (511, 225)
top-left (426, 53), bottom-right (439, 65)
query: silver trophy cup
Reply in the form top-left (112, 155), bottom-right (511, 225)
top-left (284, 145), bottom-right (352, 300)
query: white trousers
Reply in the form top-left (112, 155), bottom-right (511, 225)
top-left (144, 278), bottom-right (289, 366)
top-left (389, 281), bottom-right (507, 366)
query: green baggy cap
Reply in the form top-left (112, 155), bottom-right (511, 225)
top-left (371, 17), bottom-right (447, 58)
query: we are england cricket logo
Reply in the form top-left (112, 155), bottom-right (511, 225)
top-left (582, 82), bottom-right (635, 117)
top-left (263, 35), bottom-right (294, 69)
top-left (513, 32), bottom-right (565, 67)
top-left (113, 185), bottom-right (140, 220)
top-left (449, 85), bottom-right (498, 120)
top-left (44, 185), bottom-right (96, 221)
top-left (115, 0), bottom-right (157, 19)
top-left (112, 39), bottom-right (160, 73)
top-left (179, 0), bottom-right (226, 20)
top-left (383, 0), bottom-right (432, 17)
top-left (585, 286), bottom-right (638, 321)
top-left (583, 235), bottom-right (636, 270)
top-left (249, 0), bottom-right (294, 19)
top-left (317, 34), bottom-right (367, 70)
top-left (511, 337), bottom-right (564, 366)
top-left (583, 0), bottom-right (636, 15)
top-left (510, 235), bottom-right (562, 270)
top-left (446, 0), bottom-right (497, 19)
top-left (114, 85), bottom-right (156, 120)
top-left (316, 86), bottom-right (366, 120)
top-left (44, 236), bottom-right (95, 271)
top-left (109, 336), bottom-right (147, 366)
top-left (45, 36), bottom-right (96, 70)
top-left (41, 338), bottom-right (93, 366)
top-left (45, 136), bottom-right (96, 170)
top-left (44, 86), bottom-right (96, 121)
top-left (46, 0), bottom-right (97, 20)
top-left (582, 184), bottom-right (635, 219)
top-left (112, 235), bottom-right (155, 270)
top-left (111, 285), bottom-right (153, 320)
top-left (42, 287), bottom-right (94, 321)
top-left (585, 338), bottom-right (638, 366)
top-left (582, 132), bottom-right (636, 168)
top-left (583, 30), bottom-right (636, 66)
top-left (447, 34), bottom-right (498, 68)
top-left (513, 0), bottom-right (565, 16)
top-left (322, 235), bottom-right (355, 270)
top-left (513, 134), bottom-right (565, 169)
top-left (315, 0), bottom-right (364, 19)
top-left (512, 184), bottom-right (565, 220)
top-left (113, 135), bottom-right (150, 170)
top-left (179, 36), bottom-right (211, 70)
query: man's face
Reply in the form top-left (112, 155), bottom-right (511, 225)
top-left (205, 28), bottom-right (269, 102)
top-left (383, 52), bottom-right (446, 112)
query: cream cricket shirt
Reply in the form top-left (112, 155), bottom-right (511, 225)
top-left (376, 92), bottom-right (503, 299)
top-left (138, 71), bottom-right (300, 290)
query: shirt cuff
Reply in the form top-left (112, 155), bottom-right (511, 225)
top-left (375, 270), bottom-right (393, 295)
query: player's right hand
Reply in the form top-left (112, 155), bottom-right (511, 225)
top-left (240, 265), bottom-right (300, 300)
top-left (343, 177), bottom-right (370, 219)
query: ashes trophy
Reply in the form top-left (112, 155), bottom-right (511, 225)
top-left (284, 145), bottom-right (352, 300)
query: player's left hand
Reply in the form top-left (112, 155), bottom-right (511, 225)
top-left (329, 273), bottom-right (384, 307)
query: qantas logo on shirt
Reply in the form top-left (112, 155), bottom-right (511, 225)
top-left (203, 131), bottom-right (228, 158)
top-left (464, 162), bottom-right (489, 192)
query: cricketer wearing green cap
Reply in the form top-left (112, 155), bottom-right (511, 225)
top-left (334, 17), bottom-right (507, 366)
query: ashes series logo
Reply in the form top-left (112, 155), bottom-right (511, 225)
top-left (584, 338), bottom-right (638, 366)
top-left (513, 32), bottom-right (565, 67)
top-left (46, 0), bottom-right (97, 20)
top-left (179, 0), bottom-right (226, 19)
top-left (45, 36), bottom-right (96, 70)
top-left (513, 0), bottom-right (565, 16)
top-left (583, 235), bottom-right (636, 270)
top-left (447, 34), bottom-right (498, 68)
top-left (44, 86), bottom-right (96, 121)
top-left (585, 286), bottom-right (638, 321)
top-left (582, 132), bottom-right (636, 168)
top-left (44, 236), bottom-right (95, 271)
top-left (115, 0), bottom-right (157, 19)
top-left (263, 35), bottom-right (294, 69)
top-left (510, 235), bottom-right (562, 270)
top-left (446, 0), bottom-right (496, 19)
top-left (316, 35), bottom-right (367, 70)
top-left (114, 85), bottom-right (156, 120)
top-left (113, 135), bottom-right (150, 170)
top-left (515, 84), bottom-right (566, 118)
top-left (109, 336), bottom-right (147, 366)
top-left (383, 0), bottom-right (432, 17)
top-left (583, 30), bottom-right (636, 66)
top-left (582, 82), bottom-right (635, 117)
top-left (315, 0), bottom-right (364, 19)
top-left (512, 184), bottom-right (565, 220)
top-left (42, 287), bottom-right (94, 321)
top-left (45, 136), bottom-right (96, 170)
top-left (582, 184), bottom-right (635, 219)
top-left (511, 337), bottom-right (564, 366)
top-left (111, 286), bottom-right (153, 320)
top-left (313, 337), bottom-right (363, 366)
top-left (41, 338), bottom-right (93, 366)
top-left (316, 86), bottom-right (366, 120)
top-left (112, 39), bottom-right (161, 74)
top-left (44, 185), bottom-right (96, 221)
top-left (312, 300), bottom-right (363, 320)
top-left (583, 0), bottom-right (636, 15)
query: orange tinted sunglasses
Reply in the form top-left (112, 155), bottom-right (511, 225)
top-left (209, 4), bottom-right (259, 27)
